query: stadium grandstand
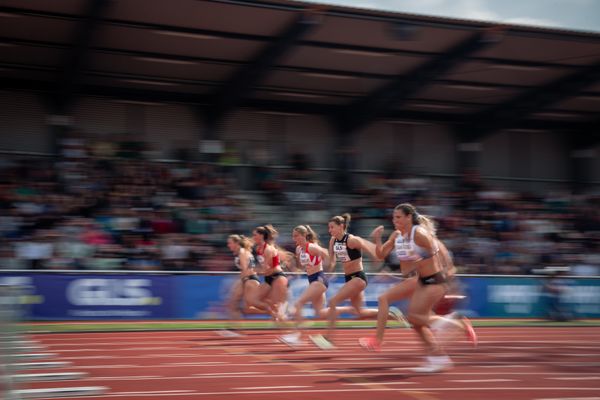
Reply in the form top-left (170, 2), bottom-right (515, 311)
top-left (1, 0), bottom-right (598, 275)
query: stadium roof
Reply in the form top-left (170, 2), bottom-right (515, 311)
top-left (1, 0), bottom-right (599, 145)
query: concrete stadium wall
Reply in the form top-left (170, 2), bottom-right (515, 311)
top-left (74, 98), bottom-right (199, 159)
top-left (480, 129), bottom-right (573, 191)
top-left (0, 91), bottom-right (597, 189)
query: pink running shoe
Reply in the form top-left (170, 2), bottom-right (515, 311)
top-left (358, 336), bottom-right (382, 352)
top-left (462, 316), bottom-right (478, 347)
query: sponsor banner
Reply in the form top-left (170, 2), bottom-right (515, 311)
top-left (174, 275), bottom-right (238, 319)
top-left (1, 273), bottom-right (598, 320)
top-left (175, 274), bottom-right (403, 320)
top-left (464, 277), bottom-right (600, 318)
top-left (159, 274), bottom-right (600, 320)
top-left (0, 274), bottom-right (175, 320)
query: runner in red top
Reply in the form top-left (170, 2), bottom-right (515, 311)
top-left (253, 225), bottom-right (288, 322)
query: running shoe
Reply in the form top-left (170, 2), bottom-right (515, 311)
top-left (462, 316), bottom-right (478, 347)
top-left (388, 306), bottom-right (410, 328)
top-left (412, 355), bottom-right (453, 373)
top-left (278, 332), bottom-right (304, 348)
top-left (216, 329), bottom-right (243, 338)
top-left (309, 334), bottom-right (335, 350)
top-left (358, 336), bottom-right (381, 352)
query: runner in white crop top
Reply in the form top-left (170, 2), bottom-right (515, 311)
top-left (395, 225), bottom-right (437, 263)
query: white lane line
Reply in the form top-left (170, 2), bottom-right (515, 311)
top-left (449, 379), bottom-right (519, 383)
top-left (81, 365), bottom-right (139, 369)
top-left (10, 352), bottom-right (57, 360)
top-left (192, 372), bottom-right (261, 376)
top-left (33, 335), bottom-right (600, 344)
top-left (44, 341), bottom-right (183, 347)
top-left (114, 391), bottom-right (195, 395)
top-left (54, 387), bottom-right (600, 398)
top-left (183, 360), bottom-right (598, 368)
top-left (93, 375), bottom-right (162, 381)
top-left (74, 371), bottom-right (600, 382)
top-left (547, 377), bottom-right (600, 381)
top-left (492, 353), bottom-right (536, 358)
top-left (163, 362), bottom-right (228, 366)
top-left (60, 355), bottom-right (118, 359)
top-left (536, 397), bottom-right (600, 400)
top-left (234, 386), bottom-right (312, 390)
top-left (12, 361), bottom-right (71, 370)
top-left (12, 386), bottom-right (108, 398)
top-left (51, 347), bottom-right (179, 353)
top-left (12, 372), bottom-right (87, 382)
top-left (559, 354), bottom-right (600, 357)
top-left (344, 382), bottom-right (417, 386)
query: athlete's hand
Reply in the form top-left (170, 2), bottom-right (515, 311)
top-left (370, 225), bottom-right (384, 239)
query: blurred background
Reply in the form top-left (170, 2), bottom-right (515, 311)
top-left (0, 0), bottom-right (598, 321)
top-left (1, 3), bottom-right (599, 399)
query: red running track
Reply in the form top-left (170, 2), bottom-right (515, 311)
top-left (17, 327), bottom-right (600, 400)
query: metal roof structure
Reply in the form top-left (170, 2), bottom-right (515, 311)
top-left (1, 0), bottom-right (599, 146)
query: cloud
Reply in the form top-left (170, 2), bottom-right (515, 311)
top-left (301, 0), bottom-right (599, 31)
top-left (450, 0), bottom-right (498, 21)
top-left (503, 17), bottom-right (559, 28)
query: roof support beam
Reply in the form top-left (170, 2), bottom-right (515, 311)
top-left (459, 59), bottom-right (600, 142)
top-left (333, 29), bottom-right (501, 134)
top-left (52, 0), bottom-right (110, 114)
top-left (5, 76), bottom-right (596, 134)
top-left (204, 10), bottom-right (319, 130)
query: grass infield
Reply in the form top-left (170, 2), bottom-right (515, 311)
top-left (16, 318), bottom-right (600, 334)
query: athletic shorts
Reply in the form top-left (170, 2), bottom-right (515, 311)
top-left (242, 274), bottom-right (260, 283)
top-left (307, 271), bottom-right (329, 288)
top-left (345, 270), bottom-right (368, 285)
top-left (419, 271), bottom-right (447, 286)
top-left (265, 271), bottom-right (286, 286)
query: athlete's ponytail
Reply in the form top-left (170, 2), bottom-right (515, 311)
top-left (228, 234), bottom-right (253, 250)
top-left (329, 213), bottom-right (351, 232)
top-left (254, 224), bottom-right (278, 243)
top-left (394, 203), bottom-right (437, 236)
top-left (294, 225), bottom-right (319, 244)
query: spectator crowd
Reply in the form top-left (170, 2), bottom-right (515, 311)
top-left (0, 140), bottom-right (598, 276)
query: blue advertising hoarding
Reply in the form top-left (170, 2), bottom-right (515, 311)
top-left (1, 272), bottom-right (598, 320)
top-left (0, 274), bottom-right (175, 320)
top-left (467, 276), bottom-right (600, 318)
top-left (175, 274), bottom-right (401, 319)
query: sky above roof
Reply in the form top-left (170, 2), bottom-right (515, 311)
top-left (302, 0), bottom-right (600, 33)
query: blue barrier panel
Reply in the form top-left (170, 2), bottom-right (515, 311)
top-left (175, 275), bottom-right (238, 319)
top-left (1, 272), bottom-right (598, 320)
top-left (175, 274), bottom-right (401, 319)
top-left (0, 274), bottom-right (175, 320)
top-left (462, 276), bottom-right (600, 318)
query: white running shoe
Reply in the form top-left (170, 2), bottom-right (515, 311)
top-left (309, 334), bottom-right (336, 350)
top-left (216, 329), bottom-right (243, 338)
top-left (412, 355), bottom-right (453, 373)
top-left (278, 332), bottom-right (304, 348)
top-left (388, 306), bottom-right (410, 328)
